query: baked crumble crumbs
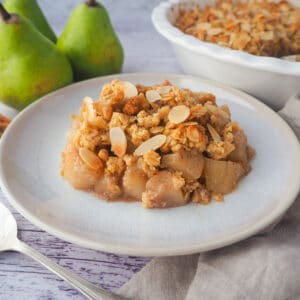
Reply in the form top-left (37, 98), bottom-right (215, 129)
top-left (61, 80), bottom-right (255, 208)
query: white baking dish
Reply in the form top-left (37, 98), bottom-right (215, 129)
top-left (152, 0), bottom-right (300, 109)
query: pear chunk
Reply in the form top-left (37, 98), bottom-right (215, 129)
top-left (162, 149), bottom-right (204, 180)
top-left (204, 158), bottom-right (244, 194)
top-left (142, 171), bottom-right (186, 208)
top-left (123, 165), bottom-right (148, 200)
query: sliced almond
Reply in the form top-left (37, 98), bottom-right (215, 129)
top-left (207, 28), bottom-right (223, 35)
top-left (83, 97), bottom-right (96, 121)
top-left (207, 123), bottom-right (221, 142)
top-left (160, 94), bottom-right (175, 102)
top-left (145, 90), bottom-right (161, 102)
top-left (168, 105), bottom-right (190, 124)
top-left (134, 134), bottom-right (167, 156)
top-left (79, 147), bottom-right (103, 170)
top-left (196, 22), bottom-right (211, 30)
top-left (156, 86), bottom-right (172, 95)
top-left (182, 121), bottom-right (198, 126)
top-left (110, 127), bottom-right (127, 157)
top-left (122, 81), bottom-right (138, 98)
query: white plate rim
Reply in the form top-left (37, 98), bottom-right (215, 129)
top-left (0, 73), bottom-right (300, 256)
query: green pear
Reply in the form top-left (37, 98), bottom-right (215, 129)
top-left (0, 4), bottom-right (73, 110)
top-left (57, 0), bottom-right (124, 81)
top-left (3, 0), bottom-right (56, 42)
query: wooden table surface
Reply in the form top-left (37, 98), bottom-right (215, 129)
top-left (0, 1), bottom-right (180, 299)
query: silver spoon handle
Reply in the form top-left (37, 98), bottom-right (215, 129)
top-left (13, 239), bottom-right (125, 300)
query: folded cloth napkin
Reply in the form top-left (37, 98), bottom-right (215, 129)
top-left (119, 96), bottom-right (300, 300)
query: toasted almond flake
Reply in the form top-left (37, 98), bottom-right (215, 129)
top-left (196, 22), bottom-right (211, 30)
top-left (122, 81), bottom-right (138, 98)
top-left (79, 147), bottom-right (103, 170)
top-left (109, 127), bottom-right (127, 157)
top-left (145, 90), bottom-right (161, 102)
top-left (207, 123), bottom-right (221, 142)
top-left (83, 97), bottom-right (96, 121)
top-left (156, 86), bottom-right (172, 95)
top-left (134, 134), bottom-right (167, 156)
top-left (160, 94), bottom-right (175, 101)
top-left (168, 105), bottom-right (190, 124)
top-left (83, 96), bottom-right (93, 108)
top-left (182, 121), bottom-right (198, 126)
top-left (207, 28), bottom-right (223, 35)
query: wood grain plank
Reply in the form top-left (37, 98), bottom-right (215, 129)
top-left (0, 196), bottom-right (151, 298)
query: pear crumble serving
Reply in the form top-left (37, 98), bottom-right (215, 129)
top-left (61, 80), bottom-right (255, 208)
top-left (175, 0), bottom-right (300, 57)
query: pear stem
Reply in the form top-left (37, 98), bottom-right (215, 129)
top-left (0, 4), bottom-right (11, 21)
top-left (85, 0), bottom-right (98, 7)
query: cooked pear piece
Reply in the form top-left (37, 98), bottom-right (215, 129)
top-left (3, 0), bottom-right (56, 42)
top-left (95, 174), bottom-right (122, 200)
top-left (57, 0), bottom-right (124, 81)
top-left (142, 171), bottom-right (186, 208)
top-left (61, 120), bottom-right (102, 189)
top-left (0, 4), bottom-right (73, 110)
top-left (123, 164), bottom-right (148, 200)
top-left (204, 158), bottom-right (244, 194)
top-left (162, 149), bottom-right (204, 180)
top-left (61, 144), bottom-right (102, 190)
top-left (227, 128), bottom-right (251, 173)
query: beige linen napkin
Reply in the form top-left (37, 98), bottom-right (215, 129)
top-left (119, 97), bottom-right (300, 300)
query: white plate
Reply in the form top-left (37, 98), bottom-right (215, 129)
top-left (1, 73), bottom-right (300, 256)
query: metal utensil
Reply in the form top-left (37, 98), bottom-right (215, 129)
top-left (0, 201), bottom-right (125, 300)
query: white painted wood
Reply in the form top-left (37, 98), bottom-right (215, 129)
top-left (0, 0), bottom-right (179, 298)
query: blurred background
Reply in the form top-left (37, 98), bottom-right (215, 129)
top-left (37, 0), bottom-right (180, 73)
